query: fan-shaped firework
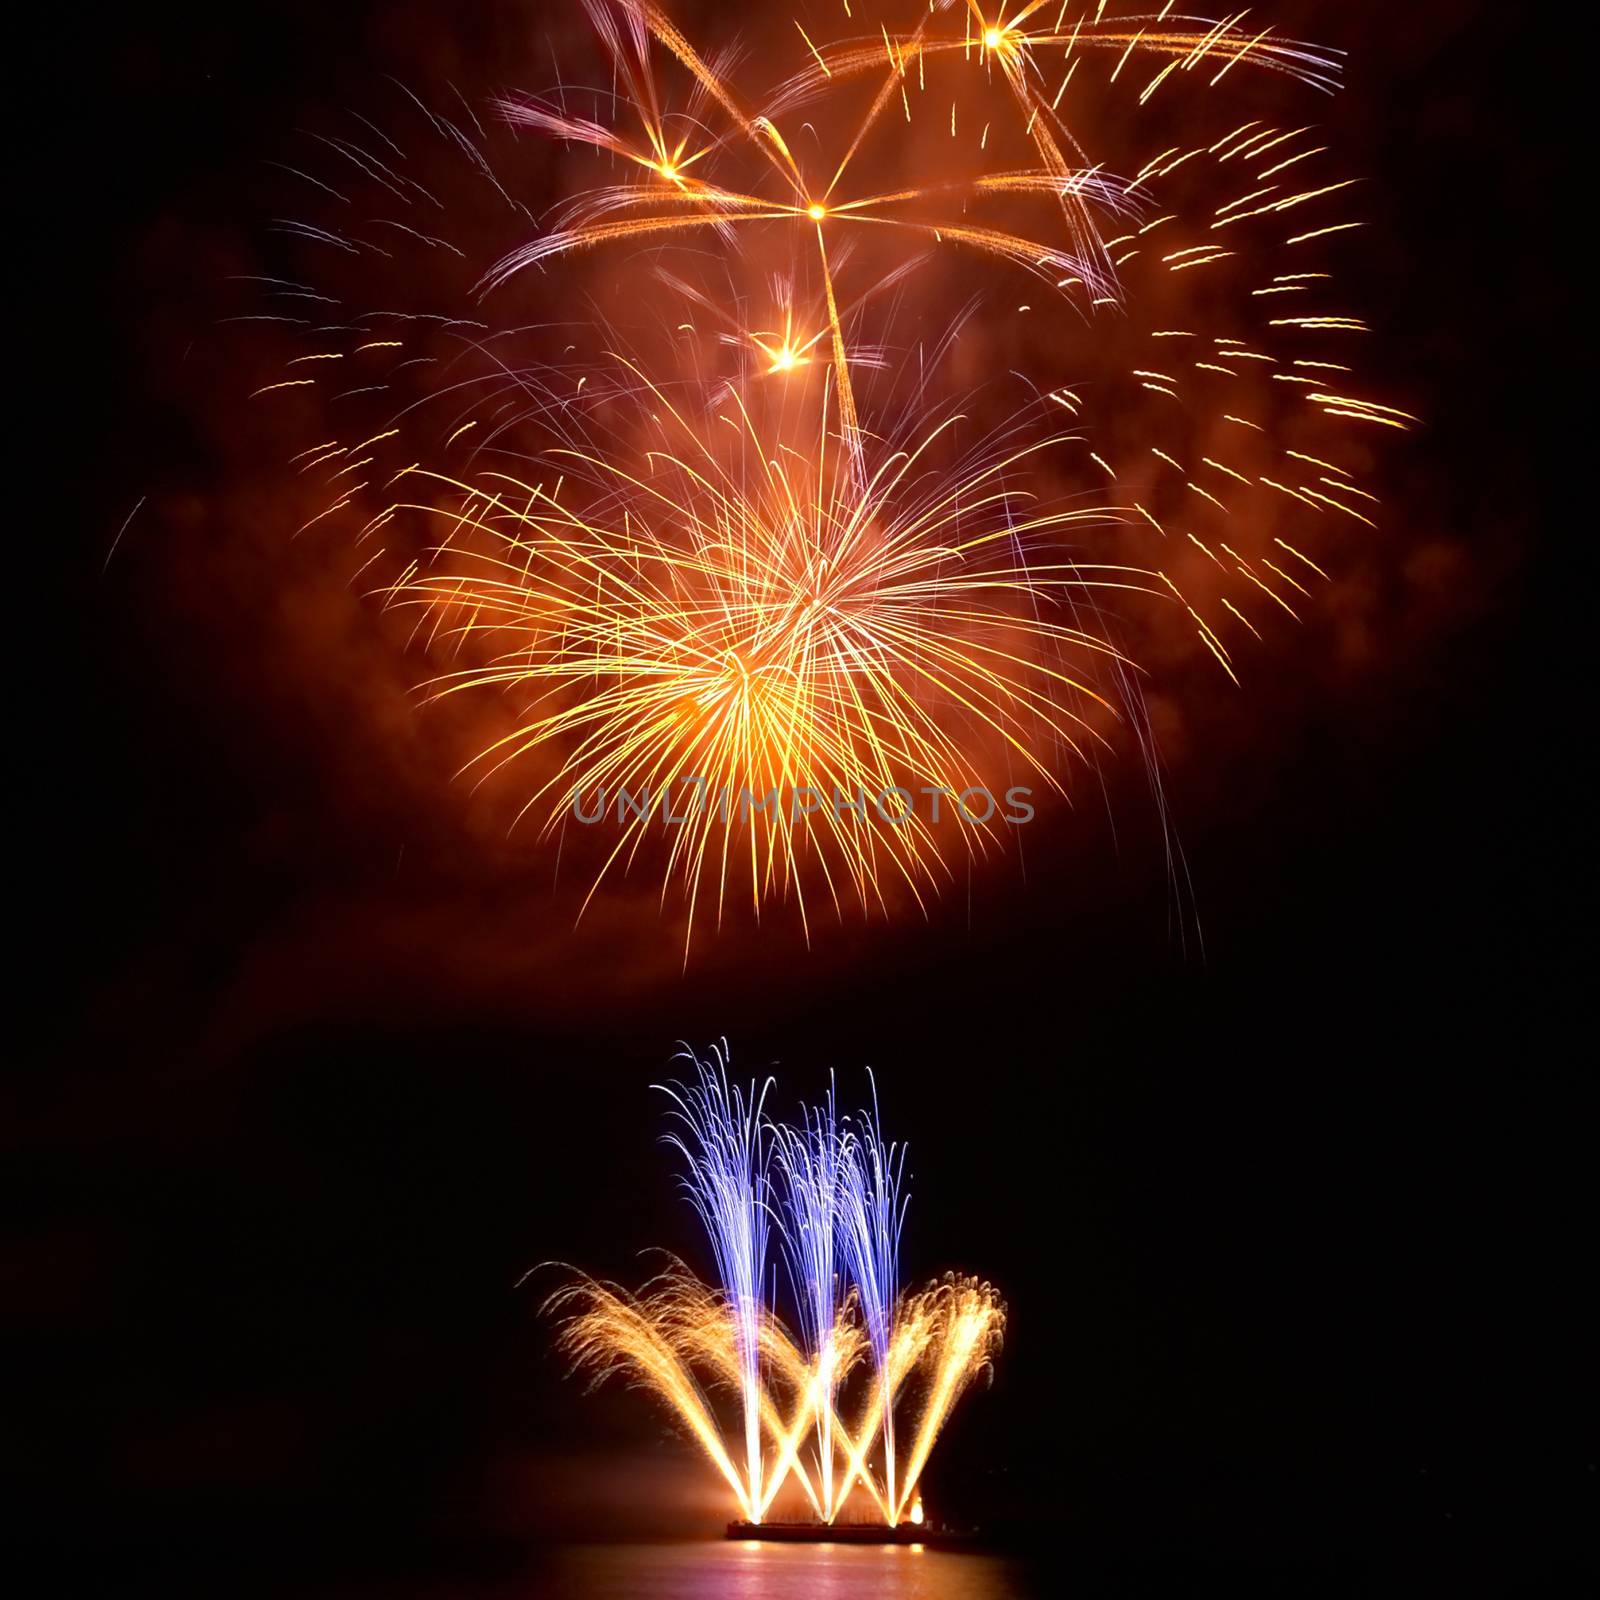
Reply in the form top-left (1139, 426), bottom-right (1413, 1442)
top-left (542, 1047), bottom-right (1003, 1525)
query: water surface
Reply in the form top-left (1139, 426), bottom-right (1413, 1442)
top-left (538, 1539), bottom-right (1040, 1599)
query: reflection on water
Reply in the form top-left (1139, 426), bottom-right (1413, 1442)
top-left (541, 1540), bottom-right (1040, 1599)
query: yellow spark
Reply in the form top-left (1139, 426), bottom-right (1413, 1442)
top-left (1203, 457), bottom-right (1252, 485)
top-left (1221, 597), bottom-right (1261, 639)
top-left (1288, 221), bottom-right (1365, 244)
top-left (1275, 538), bottom-right (1331, 579)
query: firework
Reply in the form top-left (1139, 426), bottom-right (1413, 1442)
top-left (545, 1052), bottom-right (1003, 1526)
top-left (653, 1042), bottom-right (773, 1516)
top-left (246, 0), bottom-right (1407, 946)
top-left (837, 1072), bottom-right (911, 1520)
top-left (891, 1273), bottom-right (1006, 1523)
top-left (771, 1075), bottom-right (845, 1517)
top-left (379, 359), bottom-right (1142, 952)
top-left (544, 1263), bottom-right (760, 1518)
top-left (482, 0), bottom-right (1143, 472)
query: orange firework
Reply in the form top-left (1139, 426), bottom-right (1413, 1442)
top-left (244, 0), bottom-right (1408, 945)
top-left (380, 363), bottom-right (1147, 950)
top-left (481, 0), bottom-right (1143, 471)
top-left (547, 1260), bottom-right (1003, 1524)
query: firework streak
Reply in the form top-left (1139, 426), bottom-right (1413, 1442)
top-left (252, 0), bottom-right (1408, 949)
top-left (543, 1044), bottom-right (1003, 1524)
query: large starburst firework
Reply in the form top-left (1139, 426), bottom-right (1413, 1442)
top-left (244, 0), bottom-right (1408, 951)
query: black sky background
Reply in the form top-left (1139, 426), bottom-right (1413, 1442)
top-left (16, 1), bottom-right (1594, 1592)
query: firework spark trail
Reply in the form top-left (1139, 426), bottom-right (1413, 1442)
top-left (771, 2), bottom-right (1345, 116)
top-left (653, 1041), bottom-right (773, 1518)
top-left (891, 1274), bottom-right (1005, 1521)
top-left (755, 1302), bottom-right (877, 1517)
top-left (823, 1280), bottom-right (940, 1516)
top-left (671, 1277), bottom-right (829, 1519)
top-left (772, 1074), bottom-right (845, 1517)
top-left (543, 1266), bottom-right (757, 1519)
top-left (837, 1070), bottom-right (910, 1521)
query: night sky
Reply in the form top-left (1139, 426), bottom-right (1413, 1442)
top-left (19, 1), bottom-right (1592, 1592)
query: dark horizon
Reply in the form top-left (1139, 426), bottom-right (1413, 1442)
top-left (18, 1), bottom-right (1592, 1593)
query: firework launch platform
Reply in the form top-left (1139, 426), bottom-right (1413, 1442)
top-left (725, 1519), bottom-right (975, 1546)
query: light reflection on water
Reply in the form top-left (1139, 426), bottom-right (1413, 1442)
top-left (541, 1540), bottom-right (1040, 1599)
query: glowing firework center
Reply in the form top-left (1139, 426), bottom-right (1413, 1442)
top-left (545, 1045), bottom-right (1004, 1526)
